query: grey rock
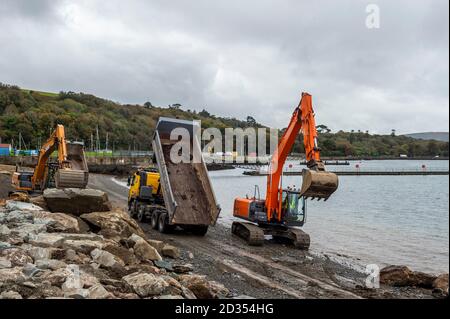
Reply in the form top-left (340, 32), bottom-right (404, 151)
top-left (4, 210), bottom-right (34, 223)
top-left (154, 260), bottom-right (173, 272)
top-left (158, 295), bottom-right (184, 299)
top-left (0, 225), bottom-right (11, 235)
top-left (134, 239), bottom-right (162, 261)
top-left (147, 240), bottom-right (165, 253)
top-left (0, 257), bottom-right (12, 269)
top-left (162, 245), bottom-right (180, 259)
top-left (81, 210), bottom-right (146, 239)
top-left (1, 248), bottom-right (33, 266)
top-left (123, 272), bottom-right (169, 298)
top-left (178, 274), bottom-right (230, 299)
top-left (5, 201), bottom-right (43, 212)
top-left (21, 245), bottom-right (55, 261)
top-left (36, 259), bottom-right (67, 270)
top-left (33, 212), bottom-right (80, 233)
top-left (233, 295), bottom-right (255, 299)
top-left (62, 239), bottom-right (104, 254)
top-left (58, 233), bottom-right (104, 242)
top-left (22, 263), bottom-right (44, 278)
top-left (63, 288), bottom-right (90, 299)
top-left (181, 286), bottom-right (197, 299)
top-left (11, 223), bottom-right (47, 240)
top-left (0, 290), bottom-right (23, 299)
top-left (22, 281), bottom-right (38, 289)
top-left (90, 248), bottom-right (125, 268)
top-left (172, 263), bottom-right (193, 274)
top-left (87, 284), bottom-right (114, 299)
top-left (0, 241), bottom-right (11, 249)
top-left (28, 233), bottom-right (65, 248)
top-left (44, 188), bottom-right (111, 215)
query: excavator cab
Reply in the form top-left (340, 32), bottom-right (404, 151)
top-left (281, 190), bottom-right (306, 226)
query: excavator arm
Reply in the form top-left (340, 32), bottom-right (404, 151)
top-left (265, 93), bottom-right (338, 222)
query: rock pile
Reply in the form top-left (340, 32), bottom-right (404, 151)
top-left (380, 265), bottom-right (448, 297)
top-left (0, 199), bottom-right (230, 299)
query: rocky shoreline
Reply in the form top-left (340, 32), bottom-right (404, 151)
top-left (0, 167), bottom-right (448, 299)
top-left (0, 195), bottom-right (230, 299)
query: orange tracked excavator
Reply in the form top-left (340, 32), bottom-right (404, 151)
top-left (11, 124), bottom-right (89, 192)
top-left (232, 92), bottom-right (339, 249)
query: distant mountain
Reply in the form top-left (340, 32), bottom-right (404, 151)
top-left (403, 132), bottom-right (449, 142)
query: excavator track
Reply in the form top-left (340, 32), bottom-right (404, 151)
top-left (232, 222), bottom-right (265, 246)
top-left (289, 228), bottom-right (311, 250)
top-left (269, 227), bottom-right (311, 250)
top-left (55, 169), bottom-right (88, 189)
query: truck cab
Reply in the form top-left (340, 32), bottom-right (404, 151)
top-left (127, 168), bottom-right (164, 220)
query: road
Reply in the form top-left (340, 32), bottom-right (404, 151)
top-left (88, 173), bottom-right (431, 299)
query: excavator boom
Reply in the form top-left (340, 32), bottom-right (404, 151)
top-left (266, 93), bottom-right (338, 220)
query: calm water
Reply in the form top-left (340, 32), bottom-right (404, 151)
top-left (210, 160), bottom-right (449, 274)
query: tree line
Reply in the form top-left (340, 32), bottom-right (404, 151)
top-left (0, 83), bottom-right (448, 157)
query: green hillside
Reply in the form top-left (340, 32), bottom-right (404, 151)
top-left (0, 83), bottom-right (256, 151)
top-left (0, 83), bottom-right (448, 157)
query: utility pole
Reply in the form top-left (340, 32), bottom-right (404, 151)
top-left (105, 133), bottom-right (109, 151)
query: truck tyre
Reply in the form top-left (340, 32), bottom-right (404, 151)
top-left (158, 213), bottom-right (172, 234)
top-left (137, 204), bottom-right (146, 222)
top-left (151, 211), bottom-right (160, 230)
top-left (128, 201), bottom-right (137, 219)
top-left (192, 225), bottom-right (209, 236)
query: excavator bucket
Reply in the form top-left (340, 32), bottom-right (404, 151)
top-left (300, 169), bottom-right (339, 200)
top-left (55, 169), bottom-right (89, 189)
top-left (54, 142), bottom-right (89, 189)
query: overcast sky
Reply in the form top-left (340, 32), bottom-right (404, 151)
top-left (0, 0), bottom-right (448, 134)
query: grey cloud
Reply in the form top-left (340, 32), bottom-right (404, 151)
top-left (0, 0), bottom-right (448, 134)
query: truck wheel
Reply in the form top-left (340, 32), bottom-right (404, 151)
top-left (137, 204), bottom-right (146, 222)
top-left (158, 213), bottom-right (171, 234)
top-left (192, 225), bottom-right (209, 236)
top-left (151, 211), bottom-right (160, 230)
top-left (128, 201), bottom-right (137, 219)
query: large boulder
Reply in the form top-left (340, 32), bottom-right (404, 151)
top-left (162, 245), bottom-right (180, 259)
top-left (103, 244), bottom-right (139, 266)
top-left (43, 188), bottom-right (111, 215)
top-left (134, 238), bottom-right (162, 262)
top-left (380, 265), bottom-right (437, 288)
top-left (0, 171), bottom-right (14, 199)
top-left (5, 201), bottom-right (43, 212)
top-left (90, 248), bottom-right (125, 269)
top-left (433, 273), bottom-right (449, 294)
top-left (122, 272), bottom-right (169, 298)
top-left (62, 239), bottom-right (104, 254)
top-left (81, 210), bottom-right (146, 239)
top-left (178, 274), bottom-right (230, 299)
top-left (1, 248), bottom-right (33, 266)
top-left (0, 291), bottom-right (23, 299)
top-left (33, 211), bottom-right (80, 233)
top-left (0, 267), bottom-right (26, 283)
top-left (29, 196), bottom-right (49, 211)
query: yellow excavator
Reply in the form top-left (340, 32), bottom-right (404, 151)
top-left (11, 124), bottom-right (89, 192)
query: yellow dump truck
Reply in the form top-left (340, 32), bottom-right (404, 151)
top-left (128, 117), bottom-right (221, 236)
